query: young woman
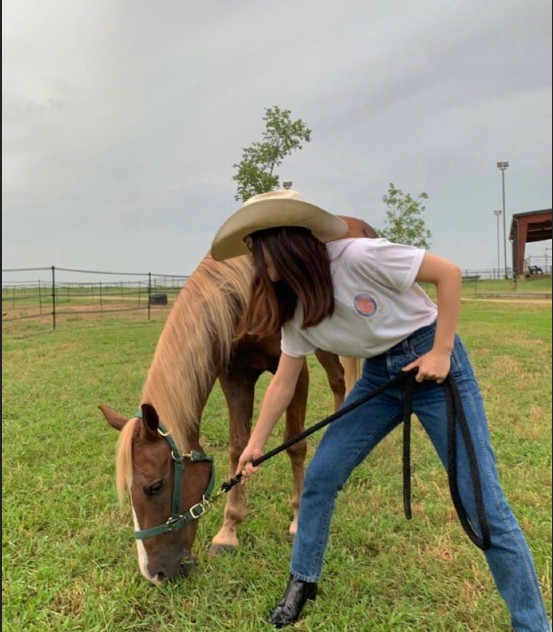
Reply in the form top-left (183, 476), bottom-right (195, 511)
top-left (211, 189), bottom-right (550, 631)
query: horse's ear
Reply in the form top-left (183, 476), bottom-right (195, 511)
top-left (141, 403), bottom-right (160, 438)
top-left (98, 404), bottom-right (128, 431)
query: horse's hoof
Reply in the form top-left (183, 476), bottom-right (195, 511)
top-left (208, 543), bottom-right (238, 558)
top-left (288, 532), bottom-right (296, 543)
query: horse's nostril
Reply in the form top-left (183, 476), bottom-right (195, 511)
top-left (180, 556), bottom-right (197, 577)
top-left (154, 571), bottom-right (168, 583)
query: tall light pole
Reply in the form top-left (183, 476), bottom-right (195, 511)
top-left (493, 210), bottom-right (502, 278)
top-left (496, 161), bottom-right (509, 278)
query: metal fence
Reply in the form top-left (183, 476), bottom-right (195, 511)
top-left (2, 266), bottom-right (189, 329)
top-left (3, 260), bottom-right (551, 330)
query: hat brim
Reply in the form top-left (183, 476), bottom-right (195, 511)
top-left (211, 199), bottom-right (348, 261)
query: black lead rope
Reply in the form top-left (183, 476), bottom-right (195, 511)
top-left (444, 374), bottom-right (491, 549)
top-left (402, 372), bottom-right (490, 549)
top-left (222, 369), bottom-right (491, 551)
top-left (221, 370), bottom-right (415, 491)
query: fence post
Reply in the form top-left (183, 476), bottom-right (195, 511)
top-left (147, 272), bottom-right (151, 321)
top-left (51, 266), bottom-right (56, 330)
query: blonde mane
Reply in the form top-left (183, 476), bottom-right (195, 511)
top-left (115, 417), bottom-right (139, 501)
top-left (115, 253), bottom-right (253, 499)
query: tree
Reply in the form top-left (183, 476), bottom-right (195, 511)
top-left (379, 183), bottom-right (432, 249)
top-left (232, 106), bottom-right (312, 202)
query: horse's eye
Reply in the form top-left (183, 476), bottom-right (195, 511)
top-left (145, 481), bottom-right (163, 497)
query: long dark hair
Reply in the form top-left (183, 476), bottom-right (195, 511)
top-left (236, 226), bottom-right (335, 340)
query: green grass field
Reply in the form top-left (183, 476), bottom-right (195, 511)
top-left (2, 297), bottom-right (551, 631)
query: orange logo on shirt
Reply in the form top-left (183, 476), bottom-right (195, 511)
top-left (354, 293), bottom-right (378, 317)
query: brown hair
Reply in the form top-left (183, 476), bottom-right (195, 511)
top-left (236, 226), bottom-right (335, 340)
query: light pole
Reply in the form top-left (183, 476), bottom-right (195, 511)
top-left (496, 161), bottom-right (509, 278)
top-left (493, 210), bottom-right (502, 279)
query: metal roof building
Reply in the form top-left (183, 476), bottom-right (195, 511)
top-left (509, 209), bottom-right (552, 277)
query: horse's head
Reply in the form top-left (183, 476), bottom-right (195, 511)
top-left (99, 403), bottom-right (214, 585)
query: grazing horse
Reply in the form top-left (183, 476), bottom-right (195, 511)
top-left (99, 215), bottom-right (378, 584)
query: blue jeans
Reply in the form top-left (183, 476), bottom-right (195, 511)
top-left (291, 323), bottom-right (550, 632)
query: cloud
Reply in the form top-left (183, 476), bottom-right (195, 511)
top-left (2, 0), bottom-right (551, 277)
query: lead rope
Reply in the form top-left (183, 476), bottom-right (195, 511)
top-left (401, 372), bottom-right (490, 549)
top-left (221, 369), bottom-right (415, 491)
top-left (222, 370), bottom-right (491, 550)
top-left (444, 374), bottom-right (491, 549)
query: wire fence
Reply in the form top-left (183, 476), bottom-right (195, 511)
top-left (3, 259), bottom-right (551, 330)
top-left (2, 266), bottom-right (189, 329)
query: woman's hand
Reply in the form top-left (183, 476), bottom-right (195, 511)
top-left (236, 443), bottom-right (264, 482)
top-left (402, 349), bottom-right (451, 384)
top-left (413, 253), bottom-right (461, 385)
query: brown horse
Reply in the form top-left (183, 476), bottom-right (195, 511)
top-left (99, 216), bottom-right (378, 584)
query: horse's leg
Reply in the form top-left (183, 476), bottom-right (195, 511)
top-left (314, 349), bottom-right (347, 411)
top-left (339, 356), bottom-right (361, 397)
top-left (213, 361), bottom-right (310, 547)
top-left (283, 359), bottom-right (310, 538)
top-left (209, 369), bottom-right (258, 557)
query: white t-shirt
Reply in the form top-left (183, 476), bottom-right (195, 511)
top-left (281, 238), bottom-right (437, 359)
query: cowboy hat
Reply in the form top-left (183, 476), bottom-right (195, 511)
top-left (211, 189), bottom-right (348, 261)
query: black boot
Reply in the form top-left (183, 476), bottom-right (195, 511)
top-left (268, 574), bottom-right (318, 628)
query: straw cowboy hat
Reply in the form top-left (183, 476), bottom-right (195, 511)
top-left (211, 189), bottom-right (348, 261)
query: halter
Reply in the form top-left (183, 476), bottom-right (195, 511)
top-left (132, 413), bottom-right (216, 540)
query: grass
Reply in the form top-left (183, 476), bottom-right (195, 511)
top-left (458, 275), bottom-right (552, 297)
top-left (2, 298), bottom-right (552, 631)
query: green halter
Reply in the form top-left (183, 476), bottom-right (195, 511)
top-left (132, 414), bottom-right (215, 540)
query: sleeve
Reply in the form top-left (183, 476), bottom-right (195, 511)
top-left (349, 238), bottom-right (426, 293)
top-left (280, 320), bottom-right (317, 358)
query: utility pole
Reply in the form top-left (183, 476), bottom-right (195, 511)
top-left (496, 161), bottom-right (509, 279)
top-left (493, 210), bottom-right (502, 279)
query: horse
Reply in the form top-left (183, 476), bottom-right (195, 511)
top-left (99, 215), bottom-right (378, 584)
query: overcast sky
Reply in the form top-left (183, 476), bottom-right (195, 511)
top-left (3, 0), bottom-right (552, 283)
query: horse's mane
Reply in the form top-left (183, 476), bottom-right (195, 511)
top-left (143, 253), bottom-right (254, 446)
top-left (116, 417), bottom-right (139, 502)
top-left (115, 253), bottom-right (253, 497)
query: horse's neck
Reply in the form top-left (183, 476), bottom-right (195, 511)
top-left (141, 303), bottom-right (221, 449)
top-left (141, 254), bottom-right (250, 450)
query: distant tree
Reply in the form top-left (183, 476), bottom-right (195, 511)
top-left (232, 106), bottom-right (312, 202)
top-left (379, 183), bottom-right (432, 248)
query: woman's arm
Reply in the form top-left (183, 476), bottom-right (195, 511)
top-left (237, 352), bottom-right (306, 478)
top-left (403, 252), bottom-right (462, 383)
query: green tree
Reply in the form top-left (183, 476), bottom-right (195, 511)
top-left (379, 183), bottom-right (432, 248)
top-left (232, 106), bottom-right (312, 202)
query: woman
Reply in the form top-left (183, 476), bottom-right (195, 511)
top-left (211, 189), bottom-right (550, 631)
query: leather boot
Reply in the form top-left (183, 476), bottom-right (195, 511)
top-left (268, 574), bottom-right (318, 628)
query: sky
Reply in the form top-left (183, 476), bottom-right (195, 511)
top-left (2, 0), bottom-right (552, 283)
